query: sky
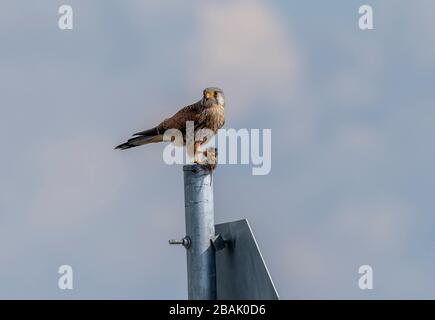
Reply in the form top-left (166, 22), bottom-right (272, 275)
top-left (1, 0), bottom-right (435, 299)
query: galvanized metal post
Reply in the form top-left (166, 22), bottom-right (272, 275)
top-left (183, 164), bottom-right (216, 300)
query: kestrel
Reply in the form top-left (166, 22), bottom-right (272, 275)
top-left (115, 87), bottom-right (225, 165)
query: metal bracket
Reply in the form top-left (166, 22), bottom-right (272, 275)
top-left (211, 233), bottom-right (227, 252)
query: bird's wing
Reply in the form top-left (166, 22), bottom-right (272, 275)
top-left (159, 100), bottom-right (204, 133)
top-left (131, 100), bottom-right (202, 137)
top-left (115, 101), bottom-right (204, 150)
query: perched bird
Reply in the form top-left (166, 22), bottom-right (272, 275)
top-left (115, 87), bottom-right (225, 166)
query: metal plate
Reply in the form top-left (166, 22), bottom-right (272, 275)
top-left (215, 219), bottom-right (279, 300)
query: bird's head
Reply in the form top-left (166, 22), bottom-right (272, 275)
top-left (202, 87), bottom-right (225, 108)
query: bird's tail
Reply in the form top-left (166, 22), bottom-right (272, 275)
top-left (115, 131), bottom-right (163, 150)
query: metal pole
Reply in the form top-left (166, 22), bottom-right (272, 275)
top-left (183, 164), bottom-right (216, 300)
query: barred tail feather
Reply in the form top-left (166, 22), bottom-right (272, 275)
top-left (115, 134), bottom-right (163, 150)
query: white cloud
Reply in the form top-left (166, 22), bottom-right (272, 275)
top-left (333, 125), bottom-right (385, 158)
top-left (187, 0), bottom-right (299, 119)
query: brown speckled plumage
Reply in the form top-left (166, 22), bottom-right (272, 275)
top-left (115, 88), bottom-right (225, 169)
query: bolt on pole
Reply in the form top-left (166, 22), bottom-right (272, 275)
top-left (182, 164), bottom-right (216, 300)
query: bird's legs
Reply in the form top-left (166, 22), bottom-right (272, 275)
top-left (202, 147), bottom-right (218, 172)
top-left (193, 140), bottom-right (218, 172)
top-left (193, 141), bottom-right (202, 164)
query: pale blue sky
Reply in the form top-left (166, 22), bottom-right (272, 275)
top-left (1, 0), bottom-right (435, 299)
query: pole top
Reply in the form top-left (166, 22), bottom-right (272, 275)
top-left (183, 164), bottom-right (210, 174)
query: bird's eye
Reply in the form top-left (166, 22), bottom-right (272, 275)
top-left (214, 91), bottom-right (218, 97)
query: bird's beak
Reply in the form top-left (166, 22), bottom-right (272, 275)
top-left (205, 92), bottom-right (212, 100)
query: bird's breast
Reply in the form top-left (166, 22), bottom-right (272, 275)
top-left (202, 105), bottom-right (225, 133)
